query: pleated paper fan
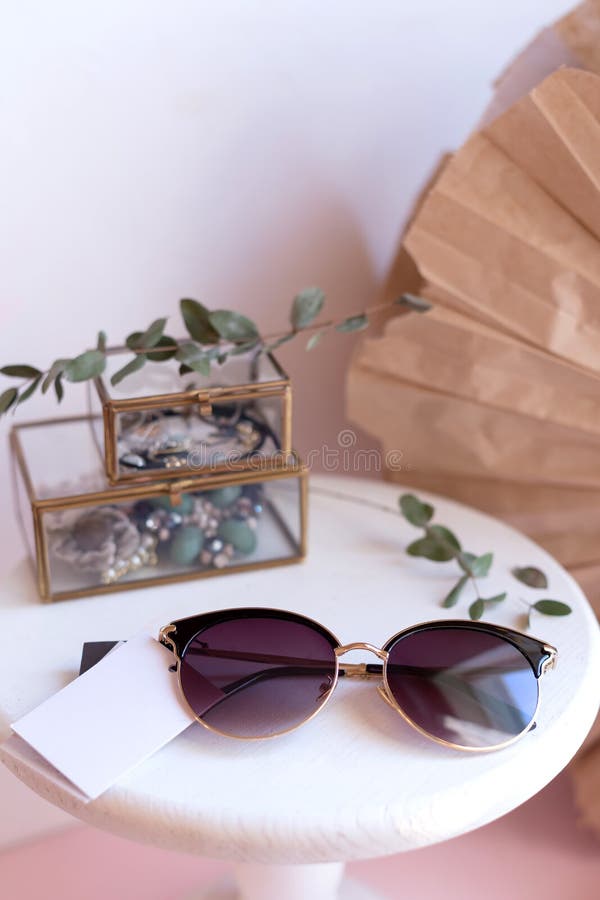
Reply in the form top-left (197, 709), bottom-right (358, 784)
top-left (347, 65), bottom-right (600, 587)
top-left (404, 67), bottom-right (600, 373)
top-left (349, 3), bottom-right (600, 841)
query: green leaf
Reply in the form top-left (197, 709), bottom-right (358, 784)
top-left (407, 526), bottom-right (460, 562)
top-left (399, 493), bottom-right (434, 527)
top-left (291, 287), bottom-right (325, 330)
top-left (179, 363), bottom-right (193, 376)
top-left (97, 330), bottom-right (107, 352)
top-left (42, 359), bottom-right (68, 394)
top-left (0, 387), bottom-right (18, 414)
top-left (63, 350), bottom-right (106, 383)
top-left (469, 598), bottom-right (485, 621)
top-left (54, 374), bottom-right (64, 403)
top-left (406, 537), bottom-right (441, 559)
top-left (110, 354), bottom-right (146, 387)
top-left (175, 343), bottom-right (212, 376)
top-left (532, 600), bottom-right (572, 617)
top-left (126, 318), bottom-right (167, 351)
top-left (145, 335), bottom-right (177, 362)
top-left (468, 552), bottom-right (494, 578)
top-left (458, 551), bottom-right (477, 574)
top-left (335, 314), bottom-right (369, 333)
top-left (209, 310), bottom-right (259, 343)
top-left (394, 293), bottom-right (432, 313)
top-left (1, 364), bottom-right (42, 378)
top-left (481, 592), bottom-right (507, 605)
top-left (180, 299), bottom-right (220, 344)
top-left (307, 330), bottom-right (326, 351)
top-left (442, 575), bottom-right (468, 608)
top-left (512, 566), bottom-right (548, 589)
top-left (17, 375), bottom-right (41, 404)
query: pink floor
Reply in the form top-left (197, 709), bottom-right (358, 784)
top-left (0, 772), bottom-right (598, 899)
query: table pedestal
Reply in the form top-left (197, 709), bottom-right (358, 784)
top-left (186, 862), bottom-right (383, 899)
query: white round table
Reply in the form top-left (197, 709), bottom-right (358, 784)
top-left (1, 476), bottom-right (599, 900)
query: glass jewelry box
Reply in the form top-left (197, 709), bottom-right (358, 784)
top-left (12, 416), bottom-right (307, 602)
top-left (89, 347), bottom-right (292, 485)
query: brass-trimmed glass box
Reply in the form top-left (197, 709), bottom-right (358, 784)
top-left (12, 416), bottom-right (307, 603)
top-left (89, 348), bottom-right (292, 484)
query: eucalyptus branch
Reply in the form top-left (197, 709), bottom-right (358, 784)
top-left (0, 290), bottom-right (430, 416)
top-left (399, 493), bottom-right (571, 625)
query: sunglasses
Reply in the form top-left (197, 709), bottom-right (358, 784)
top-left (158, 608), bottom-right (558, 752)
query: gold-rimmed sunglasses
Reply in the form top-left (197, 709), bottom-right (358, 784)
top-left (159, 607), bottom-right (557, 752)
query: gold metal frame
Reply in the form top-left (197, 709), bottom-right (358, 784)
top-left (92, 349), bottom-right (293, 485)
top-left (159, 609), bottom-right (558, 753)
top-left (11, 417), bottom-right (308, 603)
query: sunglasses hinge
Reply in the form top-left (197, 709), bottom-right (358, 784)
top-left (158, 624), bottom-right (177, 655)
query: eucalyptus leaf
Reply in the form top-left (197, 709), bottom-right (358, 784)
top-left (145, 334), bottom-right (177, 362)
top-left (532, 600), bottom-right (572, 617)
top-left (406, 537), bottom-right (442, 560)
top-left (512, 566), bottom-right (548, 589)
top-left (54, 374), bottom-right (64, 402)
top-left (394, 293), bottom-right (432, 313)
top-left (291, 287), bottom-right (325, 330)
top-left (468, 552), bottom-right (494, 578)
top-left (97, 331), bottom-right (107, 352)
top-left (442, 575), bottom-right (468, 608)
top-left (209, 310), bottom-right (259, 343)
top-left (458, 551), bottom-right (477, 574)
top-left (1, 364), bottom-right (42, 379)
top-left (127, 318), bottom-right (166, 350)
top-left (42, 359), bottom-right (68, 394)
top-left (175, 343), bottom-right (212, 376)
top-left (335, 314), bottom-right (369, 333)
top-left (307, 330), bottom-right (325, 351)
top-left (63, 350), bottom-right (106, 383)
top-left (180, 298), bottom-right (220, 344)
top-left (17, 376), bottom-right (41, 404)
top-left (110, 354), bottom-right (146, 387)
top-left (481, 592), bottom-right (507, 604)
top-left (407, 527), bottom-right (459, 563)
top-left (399, 493), bottom-right (434, 527)
top-left (179, 363), bottom-right (193, 376)
top-left (0, 387), bottom-right (18, 414)
top-left (426, 524), bottom-right (461, 557)
top-left (188, 356), bottom-right (211, 376)
top-left (469, 598), bottom-right (485, 621)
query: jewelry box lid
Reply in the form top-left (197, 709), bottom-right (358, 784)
top-left (91, 346), bottom-right (293, 484)
top-left (95, 346), bottom-right (290, 408)
top-left (11, 415), bottom-right (306, 510)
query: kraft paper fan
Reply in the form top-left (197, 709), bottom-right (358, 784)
top-left (349, 4), bottom-right (600, 842)
top-left (404, 67), bottom-right (600, 373)
top-left (348, 68), bottom-right (600, 581)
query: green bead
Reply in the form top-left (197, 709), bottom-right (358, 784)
top-left (151, 493), bottom-right (194, 515)
top-left (203, 486), bottom-right (242, 509)
top-left (218, 519), bottom-right (257, 555)
top-left (168, 525), bottom-right (204, 566)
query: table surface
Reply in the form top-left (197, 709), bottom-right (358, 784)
top-left (1, 476), bottom-right (599, 865)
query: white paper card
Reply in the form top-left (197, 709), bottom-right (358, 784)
top-left (10, 633), bottom-right (195, 800)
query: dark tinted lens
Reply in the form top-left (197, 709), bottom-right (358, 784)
top-left (385, 627), bottom-right (539, 749)
top-left (179, 615), bottom-right (337, 738)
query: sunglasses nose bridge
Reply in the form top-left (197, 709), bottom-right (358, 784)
top-left (335, 642), bottom-right (389, 661)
